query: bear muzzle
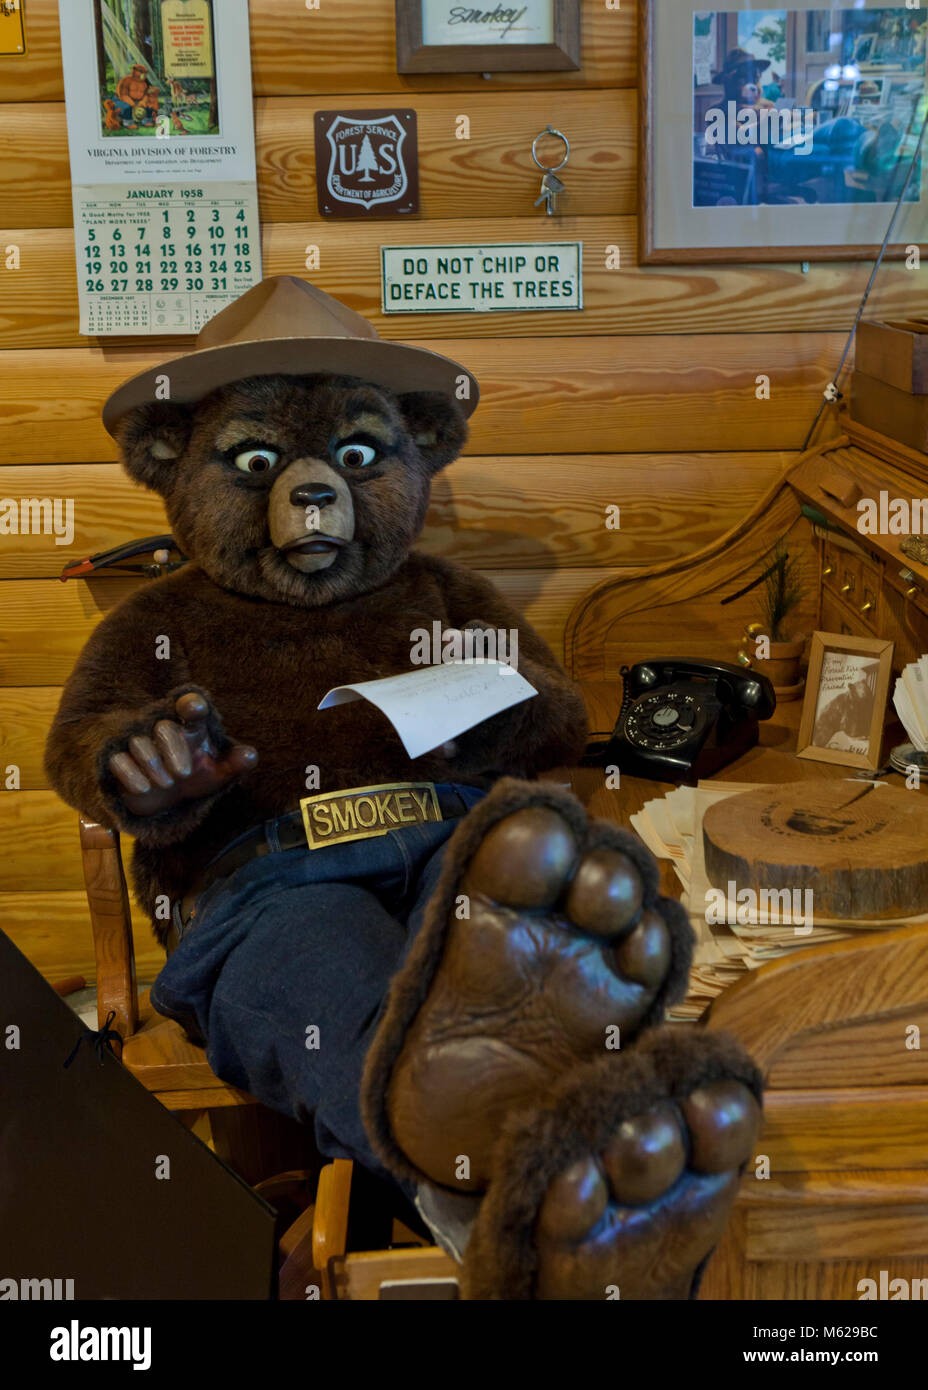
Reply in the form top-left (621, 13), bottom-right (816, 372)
top-left (268, 458), bottom-right (355, 572)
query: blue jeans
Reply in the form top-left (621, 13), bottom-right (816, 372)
top-left (150, 784), bottom-right (486, 1199)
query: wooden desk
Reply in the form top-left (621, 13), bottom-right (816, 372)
top-left (568, 682), bottom-right (920, 898)
top-left (560, 682), bottom-right (928, 1302)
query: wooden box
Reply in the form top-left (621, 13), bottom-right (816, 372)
top-left (850, 370), bottom-right (928, 452)
top-left (857, 319), bottom-right (928, 395)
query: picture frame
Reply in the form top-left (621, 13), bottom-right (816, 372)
top-left (640, 0), bottom-right (928, 264)
top-left (797, 632), bottom-right (894, 771)
top-left (395, 0), bottom-right (580, 75)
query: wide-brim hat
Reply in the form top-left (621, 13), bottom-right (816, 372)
top-left (102, 276), bottom-right (480, 435)
top-left (713, 47), bottom-right (771, 84)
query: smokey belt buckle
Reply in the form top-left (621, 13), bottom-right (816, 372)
top-left (299, 781), bottom-right (443, 849)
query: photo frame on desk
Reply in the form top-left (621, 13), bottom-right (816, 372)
top-left (640, 0), bottom-right (928, 264)
top-left (395, 0), bottom-right (580, 74)
top-left (797, 632), bottom-right (894, 771)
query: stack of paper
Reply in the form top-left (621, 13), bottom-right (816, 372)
top-left (893, 655), bottom-right (928, 752)
top-left (630, 781), bottom-right (928, 1022)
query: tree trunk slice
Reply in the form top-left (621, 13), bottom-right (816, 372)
top-left (703, 782), bottom-right (928, 921)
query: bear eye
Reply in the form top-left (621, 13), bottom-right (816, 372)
top-left (335, 442), bottom-right (377, 469)
top-left (234, 447), bottom-right (279, 474)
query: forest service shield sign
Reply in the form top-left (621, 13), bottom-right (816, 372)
top-left (315, 109), bottom-right (419, 217)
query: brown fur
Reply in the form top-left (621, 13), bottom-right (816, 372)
top-left (45, 375), bottom-right (588, 939)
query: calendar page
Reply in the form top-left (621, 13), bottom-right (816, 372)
top-left (59, 0), bottom-right (261, 336)
top-left (75, 181), bottom-right (259, 335)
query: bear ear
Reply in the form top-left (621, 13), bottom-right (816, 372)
top-left (112, 401), bottom-right (194, 493)
top-left (396, 391), bottom-right (468, 474)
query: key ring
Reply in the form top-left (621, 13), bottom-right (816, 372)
top-left (531, 125), bottom-right (570, 173)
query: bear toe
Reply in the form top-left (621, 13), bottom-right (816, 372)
top-left (611, 907), bottom-right (671, 988)
top-left (564, 847), bottom-right (645, 937)
top-left (464, 806), bottom-right (578, 909)
top-left (681, 1079), bottom-right (761, 1174)
top-left (537, 1155), bottom-right (609, 1244)
top-left (601, 1104), bottom-right (687, 1205)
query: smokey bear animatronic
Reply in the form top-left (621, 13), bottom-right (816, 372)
top-left (46, 277), bottom-right (761, 1299)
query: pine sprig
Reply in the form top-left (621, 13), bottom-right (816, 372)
top-left (760, 540), bottom-right (806, 642)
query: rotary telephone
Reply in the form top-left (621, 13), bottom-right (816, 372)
top-left (582, 659), bottom-right (776, 785)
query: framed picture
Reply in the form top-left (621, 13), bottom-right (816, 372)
top-left (395, 0), bottom-right (580, 74)
top-left (641, 1), bottom-right (928, 263)
top-left (797, 632), bottom-right (894, 770)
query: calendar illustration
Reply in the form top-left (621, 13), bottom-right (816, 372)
top-left (60, 0), bottom-right (261, 337)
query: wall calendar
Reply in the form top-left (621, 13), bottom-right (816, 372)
top-left (59, 0), bottom-right (261, 336)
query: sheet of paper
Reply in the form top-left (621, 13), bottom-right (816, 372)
top-left (318, 661), bottom-right (537, 760)
top-left (629, 811), bottom-right (670, 861)
top-left (664, 785), bottom-right (696, 842)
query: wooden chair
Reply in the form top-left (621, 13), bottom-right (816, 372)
top-left (78, 814), bottom-right (458, 1299)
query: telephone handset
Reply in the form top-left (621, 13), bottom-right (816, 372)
top-left (583, 659), bottom-right (776, 785)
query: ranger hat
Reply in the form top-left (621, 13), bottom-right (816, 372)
top-left (102, 275), bottom-right (480, 434)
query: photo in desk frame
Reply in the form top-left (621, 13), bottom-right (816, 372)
top-left (395, 0), bottom-right (580, 74)
top-left (797, 631), bottom-right (894, 770)
top-left (640, 0), bottom-right (928, 264)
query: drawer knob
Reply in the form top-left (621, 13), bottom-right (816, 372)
top-left (840, 582), bottom-right (853, 594)
top-left (860, 600), bottom-right (874, 614)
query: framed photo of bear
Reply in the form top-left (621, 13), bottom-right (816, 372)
top-left (641, 0), bottom-right (928, 263)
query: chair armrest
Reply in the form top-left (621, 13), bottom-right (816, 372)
top-left (704, 922), bottom-right (928, 1072)
top-left (78, 816), bottom-right (138, 1038)
top-left (313, 1158), bottom-right (353, 1273)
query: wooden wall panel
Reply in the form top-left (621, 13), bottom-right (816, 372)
top-left (0, 91), bottom-right (632, 228)
top-left (0, 790), bottom-right (89, 890)
top-left (0, 334), bottom-right (841, 464)
top-left (0, 575), bottom-right (140, 685)
top-left (0, 567), bottom-right (600, 686)
top-left (0, 0), bottom-right (636, 103)
top-left (0, 891), bottom-right (164, 986)
top-left (257, 92), bottom-right (634, 224)
top-left (0, 452), bottom-right (790, 577)
top-left (5, 219), bottom-right (928, 350)
top-left (0, 688), bottom-right (61, 788)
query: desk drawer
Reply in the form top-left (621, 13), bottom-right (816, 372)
top-left (821, 591), bottom-right (872, 638)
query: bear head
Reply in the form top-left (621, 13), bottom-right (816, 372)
top-left (113, 372), bottom-right (468, 608)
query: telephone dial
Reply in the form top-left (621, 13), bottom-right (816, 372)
top-left (582, 659), bottom-right (777, 785)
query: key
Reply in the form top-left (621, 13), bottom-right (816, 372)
top-left (534, 171), bottom-right (565, 215)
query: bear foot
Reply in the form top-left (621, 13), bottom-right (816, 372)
top-left (362, 778), bottom-right (694, 1192)
top-left (463, 1028), bottom-right (762, 1300)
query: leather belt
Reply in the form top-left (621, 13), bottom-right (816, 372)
top-left (173, 781), bottom-right (471, 938)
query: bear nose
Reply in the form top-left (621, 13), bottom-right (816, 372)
top-left (290, 482), bottom-right (336, 509)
